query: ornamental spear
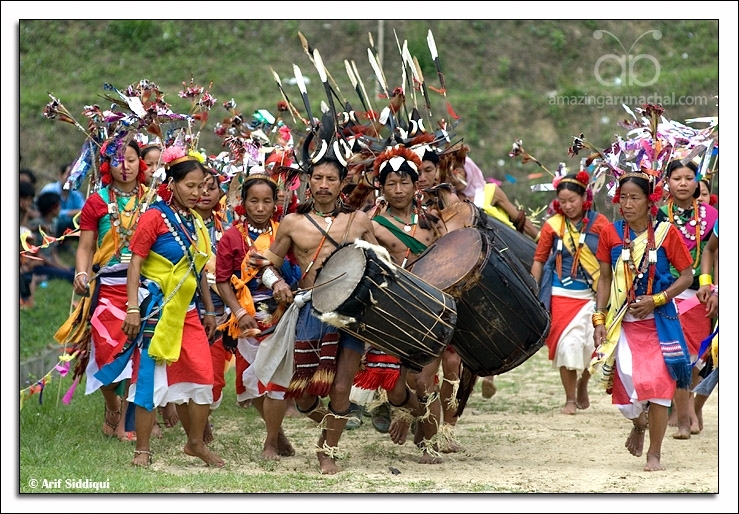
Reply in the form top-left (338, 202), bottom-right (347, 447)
top-left (298, 31), bottom-right (345, 105)
top-left (427, 29), bottom-right (460, 120)
top-left (292, 63), bottom-right (317, 132)
top-left (269, 66), bottom-right (302, 127)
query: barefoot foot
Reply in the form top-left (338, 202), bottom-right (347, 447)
top-left (388, 418), bottom-right (410, 445)
top-left (672, 427), bottom-right (691, 440)
top-left (644, 453), bottom-right (665, 471)
top-left (203, 423), bottom-right (214, 444)
top-left (560, 400), bottom-right (577, 415)
top-left (261, 445), bottom-right (281, 461)
top-left (419, 450), bottom-right (442, 464)
top-left (131, 449), bottom-right (153, 467)
top-left (625, 424), bottom-right (646, 457)
top-left (277, 430), bottom-right (295, 457)
top-left (317, 452), bottom-right (340, 475)
top-left (184, 442), bottom-right (225, 467)
top-left (151, 422), bottom-right (163, 439)
top-left (440, 438), bottom-right (462, 453)
top-left (159, 403), bottom-right (179, 428)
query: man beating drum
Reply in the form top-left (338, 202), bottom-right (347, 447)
top-left (252, 113), bottom-right (377, 475)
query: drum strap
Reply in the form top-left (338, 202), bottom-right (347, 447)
top-left (304, 214), bottom-right (341, 248)
top-left (340, 211), bottom-right (357, 245)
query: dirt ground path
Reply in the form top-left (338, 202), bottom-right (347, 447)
top-left (157, 347), bottom-right (725, 507)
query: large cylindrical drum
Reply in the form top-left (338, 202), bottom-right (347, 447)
top-left (410, 227), bottom-right (550, 376)
top-left (311, 241), bottom-right (457, 371)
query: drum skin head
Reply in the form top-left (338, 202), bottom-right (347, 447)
top-left (410, 228), bottom-right (483, 291)
top-left (312, 245), bottom-right (367, 313)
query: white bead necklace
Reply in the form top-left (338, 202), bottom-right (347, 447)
top-left (248, 222), bottom-right (271, 235)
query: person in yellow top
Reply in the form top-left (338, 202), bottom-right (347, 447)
top-left (480, 181), bottom-right (540, 240)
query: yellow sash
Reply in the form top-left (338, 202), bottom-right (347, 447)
top-left (545, 214), bottom-right (600, 288)
top-left (144, 210), bottom-right (211, 364)
top-left (54, 227), bottom-right (119, 346)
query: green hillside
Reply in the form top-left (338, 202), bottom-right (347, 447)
top-left (19, 19), bottom-right (718, 214)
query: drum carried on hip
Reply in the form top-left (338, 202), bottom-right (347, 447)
top-left (311, 240), bottom-right (457, 371)
top-left (440, 200), bottom-right (538, 275)
top-left (410, 227), bottom-right (550, 376)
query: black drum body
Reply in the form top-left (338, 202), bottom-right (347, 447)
top-left (411, 227), bottom-right (550, 376)
top-left (311, 242), bottom-right (457, 371)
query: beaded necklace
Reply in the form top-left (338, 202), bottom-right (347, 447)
top-left (621, 220), bottom-right (657, 303)
top-left (667, 198), bottom-right (705, 272)
top-left (165, 204), bottom-right (208, 259)
top-left (554, 213), bottom-right (589, 284)
top-left (108, 184), bottom-right (145, 264)
top-left (312, 205), bottom-right (340, 225)
top-left (111, 184), bottom-right (137, 198)
top-left (389, 212), bottom-right (418, 233)
top-left (247, 222), bottom-right (272, 235)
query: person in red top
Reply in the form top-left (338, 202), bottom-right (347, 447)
top-left (55, 138), bottom-right (148, 442)
top-left (591, 172), bottom-right (693, 472)
top-left (531, 172), bottom-right (610, 415)
top-left (96, 148), bottom-right (224, 468)
top-left (216, 173), bottom-right (301, 460)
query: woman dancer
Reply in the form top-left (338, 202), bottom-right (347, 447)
top-left (96, 146), bottom-right (224, 467)
top-left (56, 138), bottom-right (148, 441)
top-left (531, 172), bottom-right (609, 414)
top-left (657, 160), bottom-right (718, 438)
top-left (591, 171), bottom-right (693, 471)
top-left (216, 173), bottom-right (301, 460)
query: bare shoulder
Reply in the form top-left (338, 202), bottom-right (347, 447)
top-left (353, 209), bottom-right (377, 241)
top-left (277, 212), bottom-right (303, 231)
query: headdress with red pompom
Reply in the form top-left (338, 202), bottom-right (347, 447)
top-left (154, 143), bottom-right (206, 203)
top-left (551, 170), bottom-right (593, 215)
top-left (98, 135), bottom-right (147, 186)
top-left (373, 145), bottom-right (422, 185)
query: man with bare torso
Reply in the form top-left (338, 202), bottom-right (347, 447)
top-left (369, 146), bottom-right (459, 462)
top-left (259, 159), bottom-right (377, 474)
